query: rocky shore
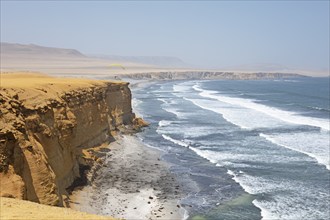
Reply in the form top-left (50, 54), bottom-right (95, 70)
top-left (70, 135), bottom-right (185, 220)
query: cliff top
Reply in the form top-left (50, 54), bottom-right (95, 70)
top-left (0, 197), bottom-right (115, 220)
top-left (0, 72), bottom-right (124, 89)
top-left (0, 72), bottom-right (126, 108)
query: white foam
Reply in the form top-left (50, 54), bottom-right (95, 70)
top-left (226, 169), bottom-right (329, 219)
top-left (157, 121), bottom-right (217, 139)
top-left (162, 134), bottom-right (189, 148)
top-left (185, 98), bottom-right (285, 129)
top-left (161, 135), bottom-right (221, 164)
top-left (173, 83), bottom-right (193, 93)
top-left (161, 131), bottom-right (317, 168)
top-left (189, 147), bottom-right (219, 164)
top-left (181, 207), bottom-right (189, 220)
top-left (157, 98), bottom-right (170, 105)
top-left (192, 85), bottom-right (330, 131)
top-left (161, 131), bottom-right (329, 219)
top-left (162, 106), bottom-right (184, 118)
top-left (158, 120), bottom-right (173, 127)
top-left (226, 170), bottom-right (256, 194)
top-left (192, 84), bottom-right (204, 92)
top-left (252, 194), bottom-right (328, 220)
top-left (158, 98), bottom-right (185, 118)
top-left (260, 133), bottom-right (330, 170)
top-left (227, 170), bottom-right (238, 183)
top-left (132, 98), bottom-right (144, 117)
top-left (283, 79), bottom-right (300, 82)
top-left (252, 200), bottom-right (279, 220)
top-left (227, 162), bottom-right (328, 219)
top-left (308, 106), bottom-right (330, 112)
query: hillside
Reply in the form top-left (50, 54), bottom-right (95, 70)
top-left (1, 42), bottom-right (86, 58)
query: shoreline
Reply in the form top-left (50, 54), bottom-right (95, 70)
top-left (69, 134), bottom-right (186, 220)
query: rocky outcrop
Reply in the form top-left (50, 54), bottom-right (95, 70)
top-left (0, 74), bottom-right (145, 206)
top-left (123, 71), bottom-right (305, 80)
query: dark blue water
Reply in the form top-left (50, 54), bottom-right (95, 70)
top-left (132, 77), bottom-right (330, 220)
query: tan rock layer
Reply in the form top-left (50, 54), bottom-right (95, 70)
top-left (0, 73), bottom-right (146, 206)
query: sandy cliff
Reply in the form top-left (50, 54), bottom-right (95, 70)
top-left (0, 72), bottom-right (144, 206)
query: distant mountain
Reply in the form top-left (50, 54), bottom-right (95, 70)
top-left (0, 42), bottom-right (189, 74)
top-left (89, 54), bottom-right (189, 68)
top-left (1, 42), bottom-right (188, 68)
top-left (1, 42), bottom-right (86, 58)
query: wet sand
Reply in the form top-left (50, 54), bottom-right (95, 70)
top-left (70, 135), bottom-right (185, 220)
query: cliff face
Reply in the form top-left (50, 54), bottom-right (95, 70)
top-left (0, 73), bottom-right (142, 206)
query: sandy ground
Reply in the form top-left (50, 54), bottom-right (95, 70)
top-left (0, 197), bottom-right (115, 220)
top-left (0, 72), bottom-right (124, 108)
top-left (70, 135), bottom-right (186, 220)
top-left (0, 72), bottom-right (121, 90)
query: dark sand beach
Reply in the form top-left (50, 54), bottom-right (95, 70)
top-left (70, 135), bottom-right (186, 220)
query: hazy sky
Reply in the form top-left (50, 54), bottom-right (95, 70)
top-left (1, 1), bottom-right (329, 70)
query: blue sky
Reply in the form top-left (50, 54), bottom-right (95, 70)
top-left (1, 1), bottom-right (329, 70)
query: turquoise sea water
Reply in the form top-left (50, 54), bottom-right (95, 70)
top-left (133, 77), bottom-right (330, 220)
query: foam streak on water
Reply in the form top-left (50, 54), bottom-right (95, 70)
top-left (260, 132), bottom-right (330, 170)
top-left (186, 83), bottom-right (330, 170)
top-left (193, 85), bottom-right (329, 131)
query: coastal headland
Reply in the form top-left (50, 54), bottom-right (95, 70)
top-left (0, 72), bottom-right (149, 219)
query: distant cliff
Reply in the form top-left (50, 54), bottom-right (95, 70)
top-left (123, 71), bottom-right (306, 80)
top-left (0, 73), bottom-right (146, 206)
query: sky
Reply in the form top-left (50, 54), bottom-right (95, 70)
top-left (1, 1), bottom-right (329, 71)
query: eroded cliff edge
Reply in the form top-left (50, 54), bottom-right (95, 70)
top-left (0, 73), bottom-right (145, 206)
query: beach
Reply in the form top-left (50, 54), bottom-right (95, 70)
top-left (70, 134), bottom-right (186, 220)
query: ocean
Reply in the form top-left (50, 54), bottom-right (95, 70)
top-left (132, 77), bottom-right (330, 220)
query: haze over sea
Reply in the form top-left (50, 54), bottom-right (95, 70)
top-left (133, 77), bottom-right (330, 220)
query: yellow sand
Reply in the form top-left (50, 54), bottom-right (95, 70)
top-left (0, 71), bottom-right (122, 89)
top-left (0, 197), bottom-right (115, 220)
top-left (0, 72), bottom-right (124, 108)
